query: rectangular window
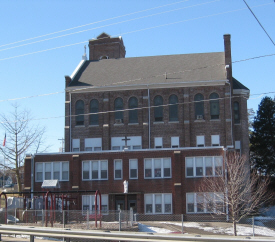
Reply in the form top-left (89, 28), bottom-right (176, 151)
top-left (211, 135), bottom-right (220, 146)
top-left (144, 158), bottom-right (171, 179)
top-left (154, 137), bottom-right (163, 148)
top-left (35, 162), bottom-right (69, 182)
top-left (82, 194), bottom-right (108, 214)
top-left (235, 141), bottom-right (241, 150)
top-left (171, 137), bottom-right (179, 148)
top-left (111, 136), bottom-right (142, 150)
top-left (83, 161), bottom-right (90, 180)
top-left (114, 159), bottom-right (122, 180)
top-left (186, 193), bottom-right (224, 214)
top-left (85, 138), bottom-right (102, 151)
top-left (72, 139), bottom-right (80, 152)
top-left (185, 157), bottom-right (223, 177)
top-left (144, 194), bottom-right (172, 214)
top-left (83, 160), bottom-right (108, 180)
top-left (196, 136), bottom-right (205, 147)
top-left (129, 159), bottom-right (138, 179)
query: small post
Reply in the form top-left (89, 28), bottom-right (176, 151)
top-left (119, 210), bottom-right (121, 231)
top-left (87, 209), bottom-right (89, 230)
top-left (63, 210), bottom-right (65, 228)
top-left (181, 214), bottom-right (184, 234)
top-left (42, 209), bottom-right (44, 227)
top-left (30, 235), bottom-right (34, 242)
top-left (130, 207), bottom-right (133, 226)
top-left (252, 216), bottom-right (255, 237)
top-left (15, 208), bottom-right (17, 224)
top-left (134, 213), bottom-right (137, 223)
top-left (0, 233), bottom-right (2, 241)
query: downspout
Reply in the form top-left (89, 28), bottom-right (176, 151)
top-left (147, 87), bottom-right (151, 149)
top-left (31, 154), bottom-right (35, 199)
top-left (228, 81), bottom-right (234, 147)
top-left (69, 92), bottom-right (72, 152)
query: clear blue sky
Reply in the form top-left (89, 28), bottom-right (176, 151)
top-left (0, 0), bottom-right (274, 154)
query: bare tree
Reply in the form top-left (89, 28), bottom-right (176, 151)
top-left (0, 104), bottom-right (49, 192)
top-left (199, 151), bottom-right (272, 236)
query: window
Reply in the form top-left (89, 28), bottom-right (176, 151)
top-left (114, 97), bottom-right (123, 123)
top-left (144, 194), bottom-right (172, 214)
top-left (211, 135), bottom-right (220, 146)
top-left (85, 138), bottom-right (102, 151)
top-left (111, 136), bottom-right (142, 150)
top-left (90, 99), bottom-right (99, 125)
top-left (114, 159), bottom-right (122, 180)
top-left (82, 194), bottom-right (108, 213)
top-left (210, 93), bottom-right (219, 119)
top-left (154, 137), bottom-right (163, 149)
top-left (129, 159), bottom-right (138, 179)
top-left (196, 135), bottom-right (205, 147)
top-left (72, 139), bottom-right (80, 152)
top-left (82, 160), bottom-right (108, 180)
top-left (169, 95), bottom-right (178, 121)
top-left (234, 102), bottom-right (240, 124)
top-left (144, 158), bottom-right (171, 179)
top-left (154, 95), bottom-right (163, 122)
top-left (235, 141), bottom-right (241, 150)
top-left (75, 100), bottom-right (84, 125)
top-left (186, 193), bottom-right (224, 214)
top-left (194, 94), bottom-right (204, 119)
top-left (185, 156), bottom-right (223, 177)
top-left (35, 162), bottom-right (69, 182)
top-left (171, 137), bottom-right (179, 148)
top-left (129, 97), bottom-right (138, 123)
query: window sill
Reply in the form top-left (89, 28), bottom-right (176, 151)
top-left (128, 123), bottom-right (139, 125)
top-left (194, 120), bottom-right (205, 122)
top-left (168, 121), bottom-right (179, 124)
top-left (89, 124), bottom-right (100, 127)
top-left (153, 121), bottom-right (164, 124)
top-left (210, 119), bottom-right (221, 122)
top-left (75, 125), bottom-right (85, 128)
top-left (114, 123), bottom-right (124, 126)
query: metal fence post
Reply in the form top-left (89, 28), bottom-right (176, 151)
top-left (119, 210), bottom-right (121, 231)
top-left (252, 216), bottom-right (255, 237)
top-left (87, 209), bottom-right (89, 230)
top-left (63, 210), bottom-right (65, 229)
top-left (130, 208), bottom-right (133, 226)
top-left (181, 214), bottom-right (184, 234)
top-left (42, 209), bottom-right (44, 227)
top-left (30, 235), bottom-right (34, 242)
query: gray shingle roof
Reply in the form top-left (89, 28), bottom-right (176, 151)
top-left (68, 52), bottom-right (227, 88)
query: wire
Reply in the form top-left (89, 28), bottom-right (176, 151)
top-left (0, 1), bottom-right (220, 52)
top-left (243, 0), bottom-right (275, 46)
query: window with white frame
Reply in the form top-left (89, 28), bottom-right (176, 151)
top-left (154, 137), bottom-right (163, 148)
top-left (114, 159), bottom-right (122, 180)
top-left (72, 139), bottom-right (80, 152)
top-left (144, 158), bottom-right (171, 179)
top-left (211, 135), bottom-right (220, 146)
top-left (85, 138), bottom-right (102, 151)
top-left (144, 194), bottom-right (172, 214)
top-left (129, 159), bottom-right (138, 179)
top-left (185, 156), bottom-right (223, 177)
top-left (171, 137), bottom-right (179, 148)
top-left (186, 192), bottom-right (224, 213)
top-left (82, 160), bottom-right (108, 180)
top-left (235, 140), bottom-right (241, 150)
top-left (111, 136), bottom-right (142, 150)
top-left (82, 194), bottom-right (108, 213)
top-left (35, 162), bottom-right (69, 182)
top-left (196, 136), bottom-right (205, 147)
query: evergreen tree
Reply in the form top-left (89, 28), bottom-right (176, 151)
top-left (250, 96), bottom-right (275, 175)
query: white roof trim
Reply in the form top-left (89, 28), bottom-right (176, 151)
top-left (70, 60), bottom-right (86, 80)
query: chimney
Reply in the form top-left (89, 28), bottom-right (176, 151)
top-left (223, 34), bottom-right (232, 85)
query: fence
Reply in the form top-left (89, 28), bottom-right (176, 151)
top-left (1, 208), bottom-right (275, 237)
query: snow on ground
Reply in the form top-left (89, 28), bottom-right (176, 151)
top-left (160, 221), bottom-right (275, 237)
top-left (138, 223), bottom-right (172, 233)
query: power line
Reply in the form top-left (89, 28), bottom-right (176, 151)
top-left (243, 0), bottom-right (275, 46)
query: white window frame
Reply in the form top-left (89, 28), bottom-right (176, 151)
top-left (82, 194), bottom-right (108, 214)
top-left (154, 137), bottom-right (163, 148)
top-left (144, 158), bottom-right (171, 179)
top-left (235, 140), bottom-right (241, 150)
top-left (144, 193), bottom-right (172, 214)
top-left (85, 138), bottom-right (102, 151)
top-left (211, 135), bottom-right (220, 146)
top-left (196, 136), bottom-right (205, 147)
top-left (186, 192), bottom-right (224, 214)
top-left (35, 161), bottom-right (69, 182)
top-left (185, 156), bottom-right (223, 178)
top-left (171, 137), bottom-right (179, 148)
top-left (129, 159), bottom-right (138, 179)
top-left (111, 136), bottom-right (142, 150)
top-left (72, 139), bottom-right (80, 152)
top-left (82, 160), bottom-right (108, 180)
top-left (114, 159), bottom-right (123, 180)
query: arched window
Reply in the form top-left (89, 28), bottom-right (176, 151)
top-left (154, 95), bottom-right (163, 122)
top-left (90, 99), bottom-right (99, 125)
top-left (169, 94), bottom-right (178, 121)
top-left (129, 97), bottom-right (138, 123)
top-left (115, 97), bottom-right (124, 122)
top-left (234, 102), bottom-right (240, 124)
top-left (210, 93), bottom-right (219, 119)
top-left (194, 94), bottom-right (204, 119)
top-left (75, 100), bottom-right (84, 125)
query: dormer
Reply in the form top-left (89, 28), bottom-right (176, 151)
top-left (88, 32), bottom-right (126, 61)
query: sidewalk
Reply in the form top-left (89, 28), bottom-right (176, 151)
top-left (0, 235), bottom-right (58, 242)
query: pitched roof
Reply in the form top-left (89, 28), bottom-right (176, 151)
top-left (232, 77), bottom-right (249, 90)
top-left (68, 52), bottom-right (227, 88)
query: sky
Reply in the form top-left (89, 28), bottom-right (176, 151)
top-left (0, 0), bottom-right (274, 155)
